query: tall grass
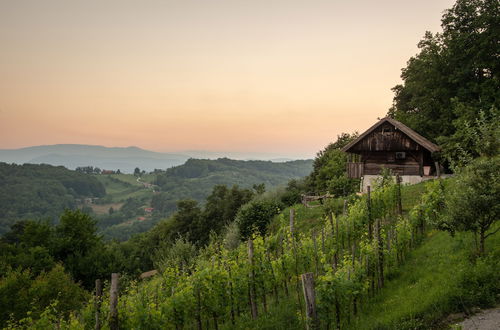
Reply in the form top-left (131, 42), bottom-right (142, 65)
top-left (350, 226), bottom-right (500, 329)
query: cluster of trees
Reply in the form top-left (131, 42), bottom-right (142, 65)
top-left (256, 132), bottom-right (360, 208)
top-left (0, 210), bottom-right (115, 325)
top-left (75, 166), bottom-right (102, 174)
top-left (0, 163), bottom-right (105, 235)
top-left (389, 0), bottom-right (499, 168)
top-left (150, 158), bottom-right (313, 219)
top-left (133, 167), bottom-right (146, 176)
top-left (149, 184), bottom-right (255, 247)
top-left (76, 166), bottom-right (125, 175)
top-left (304, 132), bottom-right (360, 197)
top-left (157, 158), bottom-right (312, 181)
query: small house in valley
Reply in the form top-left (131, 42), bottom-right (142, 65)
top-left (341, 117), bottom-right (441, 192)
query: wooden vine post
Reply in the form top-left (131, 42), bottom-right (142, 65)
top-left (279, 234), bottom-right (289, 297)
top-left (195, 287), bottom-right (203, 330)
top-left (376, 218), bottom-right (384, 289)
top-left (248, 239), bottom-right (258, 320)
top-left (301, 273), bottom-right (319, 330)
top-left (94, 279), bottom-right (103, 330)
top-left (321, 228), bottom-right (325, 254)
top-left (109, 273), bottom-right (119, 330)
top-left (226, 264), bottom-right (235, 325)
top-left (290, 209), bottom-right (305, 324)
top-left (312, 231), bottom-right (319, 276)
top-left (396, 174), bottom-right (403, 216)
top-left (366, 186), bottom-right (375, 295)
top-left (367, 186), bottom-right (373, 240)
top-left (266, 250), bottom-right (279, 304)
top-left (328, 212), bottom-right (334, 235)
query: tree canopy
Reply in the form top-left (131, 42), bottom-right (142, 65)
top-left (0, 163), bottom-right (105, 235)
top-left (388, 0), bottom-right (499, 166)
top-left (306, 132), bottom-right (360, 196)
top-left (445, 156), bottom-right (500, 254)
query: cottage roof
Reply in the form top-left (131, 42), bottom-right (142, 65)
top-left (341, 117), bottom-right (441, 153)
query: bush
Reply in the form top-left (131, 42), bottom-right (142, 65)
top-left (236, 200), bottom-right (283, 239)
top-left (0, 265), bottom-right (87, 327)
top-left (454, 255), bottom-right (500, 309)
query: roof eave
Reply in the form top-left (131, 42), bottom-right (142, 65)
top-left (341, 117), bottom-right (441, 153)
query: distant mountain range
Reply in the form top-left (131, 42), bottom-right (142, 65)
top-left (0, 145), bottom-right (304, 173)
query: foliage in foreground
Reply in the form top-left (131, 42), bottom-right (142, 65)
top-left (4, 164), bottom-right (500, 329)
top-left (25, 179), bottom-right (430, 329)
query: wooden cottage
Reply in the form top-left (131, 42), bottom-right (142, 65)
top-left (341, 117), bottom-right (441, 191)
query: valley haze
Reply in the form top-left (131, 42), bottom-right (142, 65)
top-left (0, 144), bottom-right (310, 173)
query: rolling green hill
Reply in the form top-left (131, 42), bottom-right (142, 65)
top-left (97, 158), bottom-right (313, 240)
top-left (0, 158), bottom-right (312, 240)
top-left (152, 158), bottom-right (313, 211)
top-left (0, 162), bottom-right (105, 235)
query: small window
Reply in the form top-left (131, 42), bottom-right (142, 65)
top-left (395, 152), bottom-right (406, 160)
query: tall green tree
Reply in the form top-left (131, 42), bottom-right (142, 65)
top-left (389, 0), bottom-right (499, 164)
top-left (203, 185), bottom-right (253, 238)
top-left (53, 210), bottom-right (106, 288)
top-left (445, 156), bottom-right (500, 254)
top-left (169, 199), bottom-right (204, 243)
top-left (134, 167), bottom-right (141, 176)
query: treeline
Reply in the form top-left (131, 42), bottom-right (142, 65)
top-left (150, 158), bottom-right (312, 218)
top-left (388, 0), bottom-right (499, 169)
top-left (76, 166), bottom-right (102, 174)
top-left (149, 184), bottom-right (255, 248)
top-left (93, 158), bottom-right (313, 240)
top-left (0, 163), bottom-right (105, 235)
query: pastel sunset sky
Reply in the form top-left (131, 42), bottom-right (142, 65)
top-left (0, 0), bottom-right (454, 158)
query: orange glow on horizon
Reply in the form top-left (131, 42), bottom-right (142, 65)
top-left (0, 0), bottom-right (455, 158)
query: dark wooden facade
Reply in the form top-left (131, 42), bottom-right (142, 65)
top-left (342, 118), bottom-right (441, 178)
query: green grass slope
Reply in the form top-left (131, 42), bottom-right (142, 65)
top-left (94, 174), bottom-right (155, 204)
top-left (264, 182), bottom-right (499, 330)
top-left (350, 227), bottom-right (499, 329)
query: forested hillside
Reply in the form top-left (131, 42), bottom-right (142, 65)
top-left (150, 158), bottom-right (313, 218)
top-left (0, 163), bottom-right (105, 235)
top-left (0, 158), bottom-right (312, 240)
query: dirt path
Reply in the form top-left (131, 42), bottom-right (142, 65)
top-left (457, 307), bottom-right (500, 330)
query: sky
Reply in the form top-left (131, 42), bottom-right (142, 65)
top-left (0, 0), bottom-right (455, 158)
